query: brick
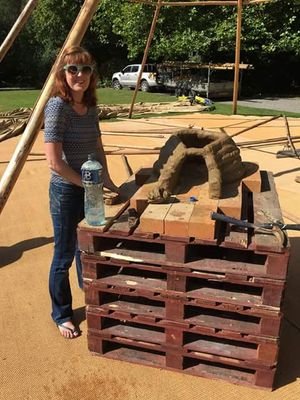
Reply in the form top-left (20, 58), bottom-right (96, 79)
top-left (139, 203), bottom-right (172, 234)
top-left (188, 205), bottom-right (216, 240)
top-left (164, 203), bottom-right (194, 237)
top-left (218, 183), bottom-right (242, 219)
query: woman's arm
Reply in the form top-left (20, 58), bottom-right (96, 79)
top-left (96, 136), bottom-right (119, 193)
top-left (45, 142), bottom-right (83, 187)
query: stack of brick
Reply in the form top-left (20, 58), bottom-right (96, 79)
top-left (77, 170), bottom-right (290, 390)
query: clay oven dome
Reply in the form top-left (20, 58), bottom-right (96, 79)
top-left (148, 128), bottom-right (247, 202)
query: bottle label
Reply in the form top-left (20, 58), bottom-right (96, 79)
top-left (82, 169), bottom-right (101, 184)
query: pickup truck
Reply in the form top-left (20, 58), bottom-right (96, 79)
top-left (111, 64), bottom-right (163, 92)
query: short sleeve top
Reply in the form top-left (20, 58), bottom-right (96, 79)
top-left (44, 96), bottom-right (100, 185)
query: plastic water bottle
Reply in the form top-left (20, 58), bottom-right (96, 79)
top-left (81, 154), bottom-right (105, 226)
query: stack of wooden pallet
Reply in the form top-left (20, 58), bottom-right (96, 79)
top-left (77, 169), bottom-right (290, 390)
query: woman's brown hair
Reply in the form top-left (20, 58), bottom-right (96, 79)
top-left (53, 46), bottom-right (98, 107)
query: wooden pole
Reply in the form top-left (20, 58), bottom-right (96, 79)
top-left (232, 0), bottom-right (243, 114)
top-left (121, 155), bottom-right (134, 177)
top-left (0, 0), bottom-right (39, 63)
top-left (230, 114), bottom-right (281, 138)
top-left (128, 0), bottom-right (163, 118)
top-left (0, 0), bottom-right (101, 213)
top-left (283, 115), bottom-right (300, 160)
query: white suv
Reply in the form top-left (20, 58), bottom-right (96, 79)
top-left (111, 64), bottom-right (162, 92)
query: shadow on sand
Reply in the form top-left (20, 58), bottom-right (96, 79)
top-left (0, 236), bottom-right (53, 268)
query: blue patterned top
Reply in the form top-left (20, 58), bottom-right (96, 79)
top-left (44, 96), bottom-right (100, 185)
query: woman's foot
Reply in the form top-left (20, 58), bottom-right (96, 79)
top-left (57, 321), bottom-right (79, 339)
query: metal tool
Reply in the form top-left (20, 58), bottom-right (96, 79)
top-left (211, 211), bottom-right (300, 247)
top-left (211, 212), bottom-right (300, 232)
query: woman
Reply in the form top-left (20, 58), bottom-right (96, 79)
top-left (44, 46), bottom-right (118, 339)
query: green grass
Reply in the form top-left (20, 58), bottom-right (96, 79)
top-left (0, 87), bottom-right (299, 118)
top-left (0, 88), bottom-right (176, 112)
top-left (0, 89), bottom-right (41, 111)
top-left (96, 87), bottom-right (176, 105)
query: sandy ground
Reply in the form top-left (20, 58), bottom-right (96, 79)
top-left (0, 112), bottom-right (300, 400)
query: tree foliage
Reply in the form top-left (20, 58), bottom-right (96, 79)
top-left (0, 0), bottom-right (299, 93)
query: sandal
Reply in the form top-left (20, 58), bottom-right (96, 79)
top-left (57, 323), bottom-right (80, 339)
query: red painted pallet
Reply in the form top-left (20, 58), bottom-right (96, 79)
top-left (77, 228), bottom-right (290, 280)
top-left (82, 255), bottom-right (286, 309)
top-left (84, 291), bottom-right (282, 338)
top-left (78, 169), bottom-right (289, 391)
top-left (87, 333), bottom-right (277, 390)
top-left (86, 306), bottom-right (279, 365)
top-left (79, 170), bottom-right (288, 252)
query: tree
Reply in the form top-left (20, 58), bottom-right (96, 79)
top-left (0, 0), bottom-right (38, 86)
top-left (1, 0), bottom-right (299, 94)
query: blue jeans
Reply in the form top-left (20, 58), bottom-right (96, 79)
top-left (49, 181), bottom-right (84, 324)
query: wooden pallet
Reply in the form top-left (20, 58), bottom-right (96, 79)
top-left (82, 255), bottom-right (285, 310)
top-left (86, 307), bottom-right (279, 365)
top-left (78, 170), bottom-right (287, 252)
top-left (85, 295), bottom-right (282, 338)
top-left (87, 334), bottom-right (276, 390)
top-left (77, 228), bottom-right (289, 280)
top-left (78, 169), bottom-right (290, 391)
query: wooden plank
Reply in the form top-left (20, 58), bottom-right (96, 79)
top-left (222, 184), bottom-right (249, 248)
top-left (94, 324), bottom-right (165, 344)
top-left (253, 171), bottom-right (283, 225)
top-left (164, 203), bottom-right (195, 237)
top-left (95, 274), bottom-right (167, 292)
top-left (108, 210), bottom-right (133, 236)
top-left (79, 201), bottom-right (129, 233)
top-left (184, 338), bottom-right (258, 362)
top-left (98, 248), bottom-right (166, 264)
top-left (251, 171), bottom-right (286, 252)
top-left (89, 302), bottom-right (165, 320)
top-left (187, 287), bottom-right (263, 307)
top-left (87, 338), bottom-right (276, 389)
top-left (90, 344), bottom-right (165, 367)
top-left (139, 203), bottom-right (173, 234)
top-left (223, 228), bottom-right (249, 249)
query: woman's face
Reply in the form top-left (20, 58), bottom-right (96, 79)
top-left (64, 64), bottom-right (93, 95)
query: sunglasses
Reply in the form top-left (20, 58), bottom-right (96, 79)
top-left (63, 64), bottom-right (94, 75)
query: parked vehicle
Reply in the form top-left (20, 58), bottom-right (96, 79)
top-left (111, 64), bottom-right (163, 92)
top-left (158, 61), bottom-right (253, 98)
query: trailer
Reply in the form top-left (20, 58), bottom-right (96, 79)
top-left (158, 61), bottom-right (253, 99)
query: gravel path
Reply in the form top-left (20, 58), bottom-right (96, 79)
top-left (220, 97), bottom-right (300, 113)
